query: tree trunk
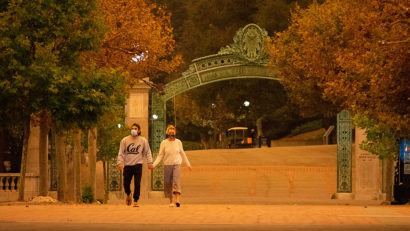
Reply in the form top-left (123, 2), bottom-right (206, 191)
top-left (73, 128), bottom-right (82, 203)
top-left (88, 127), bottom-right (97, 202)
top-left (0, 130), bottom-right (6, 172)
top-left (256, 117), bottom-right (264, 137)
top-left (103, 160), bottom-right (109, 204)
top-left (39, 113), bottom-right (50, 196)
top-left (49, 129), bottom-right (57, 191)
top-left (56, 130), bottom-right (66, 202)
top-left (384, 158), bottom-right (395, 201)
top-left (18, 118), bottom-right (31, 201)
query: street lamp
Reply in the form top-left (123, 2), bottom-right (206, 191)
top-left (152, 114), bottom-right (158, 120)
top-left (243, 101), bottom-right (250, 127)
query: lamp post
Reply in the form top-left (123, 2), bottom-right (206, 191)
top-left (243, 100), bottom-right (250, 127)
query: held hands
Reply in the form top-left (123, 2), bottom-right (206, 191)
top-left (119, 164), bottom-right (154, 171)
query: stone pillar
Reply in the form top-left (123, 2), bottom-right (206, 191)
top-left (25, 119), bottom-right (40, 200)
top-left (26, 121), bottom-right (40, 176)
top-left (108, 81), bottom-right (151, 203)
top-left (354, 128), bottom-right (384, 200)
top-left (126, 83), bottom-right (150, 134)
top-left (127, 82), bottom-right (151, 200)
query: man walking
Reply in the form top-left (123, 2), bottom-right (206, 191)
top-left (117, 123), bottom-right (153, 207)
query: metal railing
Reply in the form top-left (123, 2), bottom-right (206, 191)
top-left (323, 125), bottom-right (335, 145)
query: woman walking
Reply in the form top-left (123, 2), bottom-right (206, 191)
top-left (153, 125), bottom-right (192, 207)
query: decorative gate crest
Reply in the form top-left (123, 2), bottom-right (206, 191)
top-left (219, 24), bottom-right (269, 64)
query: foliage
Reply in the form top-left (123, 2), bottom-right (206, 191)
top-left (175, 91), bottom-right (236, 135)
top-left (354, 113), bottom-right (398, 159)
top-left (49, 67), bottom-right (127, 130)
top-left (289, 119), bottom-right (322, 137)
top-left (97, 105), bottom-right (129, 162)
top-left (182, 141), bottom-right (204, 151)
top-left (267, 0), bottom-right (409, 142)
top-left (81, 0), bottom-right (182, 85)
top-left (0, 0), bottom-right (110, 130)
top-left (82, 185), bottom-right (94, 203)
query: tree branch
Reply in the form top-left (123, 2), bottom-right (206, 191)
top-left (102, 45), bottom-right (142, 55)
top-left (391, 19), bottom-right (410, 26)
top-left (140, 78), bottom-right (164, 95)
top-left (379, 38), bottom-right (410, 45)
top-left (383, 0), bottom-right (409, 12)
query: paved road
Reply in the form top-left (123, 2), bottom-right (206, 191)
top-left (1, 204), bottom-right (409, 231)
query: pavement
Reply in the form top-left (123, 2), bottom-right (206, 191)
top-left (1, 203), bottom-right (410, 231)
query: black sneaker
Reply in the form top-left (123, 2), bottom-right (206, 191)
top-left (176, 202), bottom-right (180, 207)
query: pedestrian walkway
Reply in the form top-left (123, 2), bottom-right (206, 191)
top-left (0, 204), bottom-right (409, 230)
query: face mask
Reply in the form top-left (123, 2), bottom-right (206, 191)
top-left (131, 130), bottom-right (139, 136)
top-left (168, 134), bottom-right (175, 138)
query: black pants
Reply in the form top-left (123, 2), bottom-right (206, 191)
top-left (123, 164), bottom-right (142, 202)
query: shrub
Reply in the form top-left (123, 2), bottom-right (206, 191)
top-left (82, 186), bottom-right (94, 204)
top-left (183, 141), bottom-right (204, 150)
top-left (289, 120), bottom-right (322, 137)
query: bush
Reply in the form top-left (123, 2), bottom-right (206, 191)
top-left (289, 120), bottom-right (323, 137)
top-left (82, 186), bottom-right (94, 204)
top-left (183, 141), bottom-right (204, 150)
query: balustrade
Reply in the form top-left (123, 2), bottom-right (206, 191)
top-left (0, 174), bottom-right (19, 191)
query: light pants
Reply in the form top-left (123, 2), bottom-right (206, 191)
top-left (163, 164), bottom-right (181, 198)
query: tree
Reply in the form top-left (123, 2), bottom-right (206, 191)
top-left (0, 0), bottom-right (127, 201)
top-left (97, 106), bottom-right (129, 203)
top-left (49, 67), bottom-right (127, 201)
top-left (175, 92), bottom-right (236, 148)
top-left (267, 0), bottom-right (409, 154)
top-left (81, 0), bottom-right (182, 85)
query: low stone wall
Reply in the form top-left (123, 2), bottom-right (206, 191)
top-left (179, 165), bottom-right (336, 203)
top-left (0, 173), bottom-right (39, 202)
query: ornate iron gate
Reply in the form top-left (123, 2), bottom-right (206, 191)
top-left (336, 110), bottom-right (353, 193)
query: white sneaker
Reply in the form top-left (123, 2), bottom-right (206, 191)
top-left (169, 203), bottom-right (175, 207)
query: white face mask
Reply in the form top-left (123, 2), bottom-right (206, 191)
top-left (131, 130), bottom-right (139, 136)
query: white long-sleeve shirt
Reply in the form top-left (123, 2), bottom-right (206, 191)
top-left (153, 139), bottom-right (191, 167)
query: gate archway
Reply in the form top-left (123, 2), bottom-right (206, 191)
top-left (150, 24), bottom-right (279, 190)
top-left (149, 24), bottom-right (354, 197)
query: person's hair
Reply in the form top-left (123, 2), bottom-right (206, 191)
top-left (166, 125), bottom-right (176, 134)
top-left (131, 123), bottom-right (141, 130)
